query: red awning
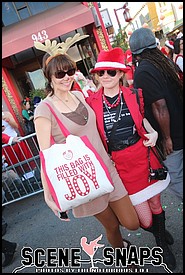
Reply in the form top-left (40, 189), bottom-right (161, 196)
top-left (2, 2), bottom-right (94, 59)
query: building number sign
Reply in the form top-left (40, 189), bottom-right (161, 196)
top-left (31, 30), bottom-right (49, 42)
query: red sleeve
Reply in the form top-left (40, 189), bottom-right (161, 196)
top-left (2, 133), bottom-right (10, 144)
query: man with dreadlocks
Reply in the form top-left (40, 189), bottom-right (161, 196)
top-left (129, 27), bottom-right (183, 271)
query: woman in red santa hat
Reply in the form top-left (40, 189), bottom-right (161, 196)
top-left (87, 47), bottom-right (175, 270)
top-left (161, 40), bottom-right (174, 60)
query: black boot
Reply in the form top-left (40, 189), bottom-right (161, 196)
top-left (141, 211), bottom-right (174, 245)
top-left (2, 239), bottom-right (18, 267)
top-left (152, 211), bottom-right (174, 245)
top-left (152, 211), bottom-right (176, 271)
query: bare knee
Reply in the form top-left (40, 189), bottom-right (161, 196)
top-left (120, 207), bottom-right (140, 230)
top-left (118, 211), bottom-right (140, 230)
top-left (122, 219), bottom-right (140, 231)
top-left (109, 196), bottom-right (140, 230)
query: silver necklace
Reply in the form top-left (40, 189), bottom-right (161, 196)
top-left (103, 91), bottom-right (123, 123)
top-left (54, 93), bottom-right (88, 122)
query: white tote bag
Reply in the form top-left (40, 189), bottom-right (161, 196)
top-left (39, 103), bottom-right (114, 212)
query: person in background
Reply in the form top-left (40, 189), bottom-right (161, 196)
top-left (2, 132), bottom-right (21, 145)
top-left (87, 47), bottom-right (176, 271)
top-left (72, 70), bottom-right (97, 97)
top-left (176, 31), bottom-right (183, 39)
top-left (124, 48), bottom-right (135, 88)
top-left (2, 109), bottom-right (34, 168)
top-left (160, 39), bottom-right (182, 83)
top-left (2, 108), bottom-right (19, 137)
top-left (162, 40), bottom-right (174, 60)
top-left (173, 37), bottom-right (183, 79)
top-left (33, 36), bottom-right (140, 254)
top-left (33, 96), bottom-right (42, 112)
top-left (129, 28), bottom-right (183, 204)
top-left (21, 97), bottom-right (35, 135)
top-left (89, 68), bottom-right (102, 91)
top-left (160, 45), bottom-right (168, 57)
top-left (2, 132), bottom-right (21, 171)
top-left (155, 37), bottom-right (161, 49)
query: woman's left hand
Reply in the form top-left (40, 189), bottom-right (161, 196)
top-left (143, 131), bottom-right (158, 147)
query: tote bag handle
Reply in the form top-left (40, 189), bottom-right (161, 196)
top-left (45, 102), bottom-right (70, 138)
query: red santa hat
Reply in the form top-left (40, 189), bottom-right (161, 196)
top-left (161, 46), bottom-right (168, 56)
top-left (165, 40), bottom-right (174, 50)
top-left (90, 47), bottom-right (130, 73)
top-left (125, 49), bottom-right (132, 63)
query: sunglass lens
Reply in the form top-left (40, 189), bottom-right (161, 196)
top-left (97, 70), bottom-right (105, 77)
top-left (107, 70), bottom-right (117, 77)
top-left (97, 70), bottom-right (117, 77)
top-left (67, 68), bottom-right (76, 76)
top-left (55, 71), bottom-right (65, 79)
top-left (55, 68), bottom-right (75, 79)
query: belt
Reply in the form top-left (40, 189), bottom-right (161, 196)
top-left (109, 133), bottom-right (140, 152)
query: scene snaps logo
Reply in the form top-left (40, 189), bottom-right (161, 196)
top-left (12, 234), bottom-right (173, 273)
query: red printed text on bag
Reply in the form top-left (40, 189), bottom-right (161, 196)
top-left (53, 154), bottom-right (100, 201)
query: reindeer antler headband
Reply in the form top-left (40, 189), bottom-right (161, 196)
top-left (34, 33), bottom-right (89, 66)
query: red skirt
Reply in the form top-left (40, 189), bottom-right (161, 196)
top-left (111, 139), bottom-right (164, 195)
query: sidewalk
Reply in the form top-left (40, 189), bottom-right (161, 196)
top-left (2, 189), bottom-right (183, 273)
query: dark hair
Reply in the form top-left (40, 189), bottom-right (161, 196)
top-left (133, 47), bottom-right (182, 101)
top-left (42, 53), bottom-right (77, 96)
top-left (174, 37), bottom-right (183, 54)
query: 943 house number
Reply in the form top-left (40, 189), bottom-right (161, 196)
top-left (31, 30), bottom-right (48, 42)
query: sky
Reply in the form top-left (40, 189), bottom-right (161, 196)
top-left (99, 2), bottom-right (145, 33)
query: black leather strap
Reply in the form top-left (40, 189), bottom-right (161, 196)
top-left (104, 105), bottom-right (120, 154)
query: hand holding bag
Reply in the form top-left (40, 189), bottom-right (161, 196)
top-left (39, 103), bottom-right (114, 212)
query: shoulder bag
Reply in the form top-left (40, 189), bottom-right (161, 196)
top-left (39, 103), bottom-right (114, 212)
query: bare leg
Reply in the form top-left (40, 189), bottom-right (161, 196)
top-left (94, 206), bottom-right (124, 248)
top-left (95, 195), bottom-right (139, 248)
top-left (109, 194), bottom-right (140, 230)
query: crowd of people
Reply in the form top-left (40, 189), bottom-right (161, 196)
top-left (2, 28), bottom-right (183, 270)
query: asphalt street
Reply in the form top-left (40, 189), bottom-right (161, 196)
top-left (2, 188), bottom-right (183, 274)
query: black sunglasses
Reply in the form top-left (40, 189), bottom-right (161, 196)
top-left (96, 70), bottom-right (117, 77)
top-left (54, 68), bottom-right (76, 79)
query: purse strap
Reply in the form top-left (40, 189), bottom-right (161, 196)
top-left (148, 146), bottom-right (168, 170)
top-left (45, 102), bottom-right (70, 137)
top-left (104, 105), bottom-right (121, 142)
